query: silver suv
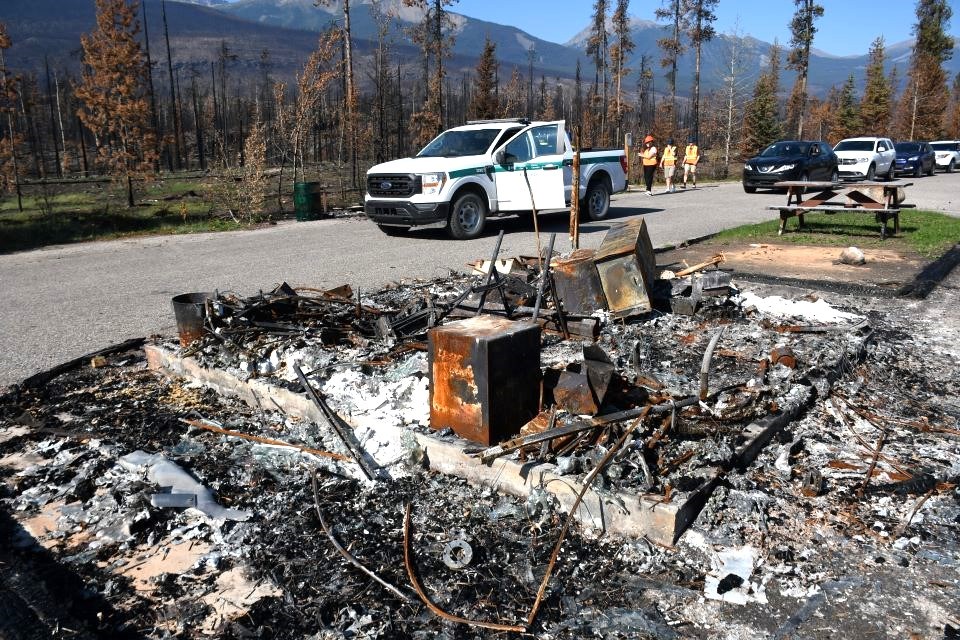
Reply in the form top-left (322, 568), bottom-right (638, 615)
top-left (931, 140), bottom-right (960, 173)
top-left (833, 137), bottom-right (896, 181)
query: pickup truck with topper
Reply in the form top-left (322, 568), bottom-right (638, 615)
top-left (364, 119), bottom-right (628, 239)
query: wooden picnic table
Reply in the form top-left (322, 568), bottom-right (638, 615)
top-left (769, 180), bottom-right (914, 239)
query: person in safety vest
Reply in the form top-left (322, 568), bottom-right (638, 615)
top-left (640, 134), bottom-right (658, 196)
top-left (660, 138), bottom-right (678, 193)
top-left (682, 137), bottom-right (701, 189)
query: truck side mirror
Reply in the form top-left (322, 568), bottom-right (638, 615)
top-left (494, 149), bottom-right (505, 165)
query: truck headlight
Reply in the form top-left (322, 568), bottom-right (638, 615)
top-left (419, 173), bottom-right (446, 196)
top-left (772, 163), bottom-right (796, 172)
top-left (908, 156), bottom-right (918, 161)
top-left (743, 163), bottom-right (751, 170)
top-left (857, 157), bottom-right (870, 163)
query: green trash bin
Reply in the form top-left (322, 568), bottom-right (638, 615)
top-left (293, 181), bottom-right (325, 221)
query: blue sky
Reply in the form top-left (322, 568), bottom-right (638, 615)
top-left (451, 0), bottom-right (960, 57)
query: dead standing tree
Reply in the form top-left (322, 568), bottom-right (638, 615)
top-left (291, 29), bottom-right (342, 184)
top-left (76, 0), bottom-right (158, 207)
top-left (683, 0), bottom-right (718, 145)
top-left (404, 0), bottom-right (458, 149)
top-left (586, 0), bottom-right (610, 144)
top-left (609, 0), bottom-right (634, 145)
top-left (656, 0), bottom-right (685, 132)
top-left (0, 22), bottom-right (24, 210)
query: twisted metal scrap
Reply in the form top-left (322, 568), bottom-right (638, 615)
top-left (402, 406), bottom-right (653, 633)
top-left (311, 470), bottom-right (411, 603)
top-left (402, 503), bottom-right (527, 633)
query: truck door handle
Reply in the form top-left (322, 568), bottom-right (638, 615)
top-left (542, 164), bottom-right (558, 170)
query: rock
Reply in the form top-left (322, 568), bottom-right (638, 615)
top-left (839, 246), bottom-right (866, 265)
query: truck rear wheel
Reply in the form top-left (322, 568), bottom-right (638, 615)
top-left (583, 179), bottom-right (610, 221)
top-left (448, 192), bottom-right (487, 240)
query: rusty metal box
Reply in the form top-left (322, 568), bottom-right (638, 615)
top-left (551, 249), bottom-right (607, 316)
top-left (428, 316), bottom-right (541, 445)
top-left (593, 219), bottom-right (657, 318)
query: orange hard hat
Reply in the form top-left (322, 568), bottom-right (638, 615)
top-left (643, 135), bottom-right (654, 143)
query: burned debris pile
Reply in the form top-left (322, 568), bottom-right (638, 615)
top-left (2, 221), bottom-right (959, 638)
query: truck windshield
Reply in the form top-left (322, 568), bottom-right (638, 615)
top-left (417, 129), bottom-right (501, 157)
top-left (932, 142), bottom-right (959, 151)
top-left (760, 142), bottom-right (808, 157)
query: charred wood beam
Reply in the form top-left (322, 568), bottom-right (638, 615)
top-left (532, 233), bottom-right (557, 322)
top-left (19, 337), bottom-right (146, 390)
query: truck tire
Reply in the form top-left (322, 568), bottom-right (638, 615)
top-left (448, 192), bottom-right (487, 240)
top-left (865, 164), bottom-right (875, 181)
top-left (583, 179), bottom-right (610, 220)
top-left (948, 160), bottom-right (956, 174)
top-left (377, 224), bottom-right (409, 236)
top-left (885, 162), bottom-right (895, 181)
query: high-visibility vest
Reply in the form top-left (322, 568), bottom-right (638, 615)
top-left (684, 144), bottom-right (699, 165)
top-left (642, 146), bottom-right (658, 166)
top-left (662, 145), bottom-right (677, 166)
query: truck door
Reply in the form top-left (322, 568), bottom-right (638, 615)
top-left (493, 121), bottom-right (568, 212)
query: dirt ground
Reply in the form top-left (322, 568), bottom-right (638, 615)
top-left (658, 241), bottom-right (927, 290)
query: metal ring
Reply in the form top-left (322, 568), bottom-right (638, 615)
top-left (441, 539), bottom-right (473, 570)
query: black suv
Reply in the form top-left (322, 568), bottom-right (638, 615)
top-left (742, 140), bottom-right (839, 193)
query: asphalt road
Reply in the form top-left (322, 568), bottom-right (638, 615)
top-left (2, 174), bottom-right (959, 389)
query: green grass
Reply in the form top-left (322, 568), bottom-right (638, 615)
top-left (0, 181), bottom-right (238, 254)
top-left (709, 209), bottom-right (960, 258)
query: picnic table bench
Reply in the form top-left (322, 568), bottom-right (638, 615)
top-left (768, 180), bottom-right (914, 239)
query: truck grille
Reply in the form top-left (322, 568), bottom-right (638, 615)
top-left (839, 158), bottom-right (857, 165)
top-left (367, 174), bottom-right (419, 197)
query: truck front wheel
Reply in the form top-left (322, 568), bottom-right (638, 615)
top-left (448, 192), bottom-right (487, 239)
top-left (583, 179), bottom-right (611, 221)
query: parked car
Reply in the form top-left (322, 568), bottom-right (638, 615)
top-left (894, 141), bottom-right (936, 177)
top-left (833, 136), bottom-right (896, 181)
top-left (931, 140), bottom-right (960, 173)
top-left (741, 140), bottom-right (839, 193)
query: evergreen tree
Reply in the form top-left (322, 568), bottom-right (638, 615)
top-left (76, 0), bottom-right (158, 207)
top-left (895, 0), bottom-right (953, 139)
top-left (785, 0), bottom-right (824, 138)
top-left (859, 37), bottom-right (892, 133)
top-left (683, 0), bottom-right (718, 143)
top-left (469, 37), bottom-right (498, 120)
top-left (741, 43), bottom-right (782, 156)
top-left (834, 74), bottom-right (862, 140)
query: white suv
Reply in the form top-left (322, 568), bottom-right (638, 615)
top-left (833, 137), bottom-right (896, 181)
top-left (931, 140), bottom-right (960, 173)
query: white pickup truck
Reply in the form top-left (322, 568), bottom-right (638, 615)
top-left (364, 119), bottom-right (628, 239)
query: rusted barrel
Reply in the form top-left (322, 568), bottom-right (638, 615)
top-left (171, 292), bottom-right (213, 346)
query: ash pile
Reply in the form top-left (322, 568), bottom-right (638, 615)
top-left (1, 220), bottom-right (959, 639)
